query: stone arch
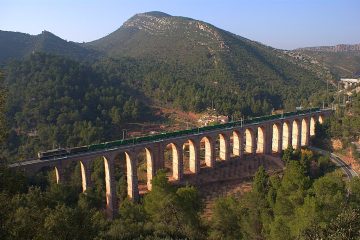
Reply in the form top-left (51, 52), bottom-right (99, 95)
top-left (272, 123), bottom-right (281, 153)
top-left (110, 151), bottom-right (140, 199)
top-left (164, 143), bottom-right (182, 181)
top-left (232, 130), bottom-right (243, 157)
top-left (50, 161), bottom-right (76, 186)
top-left (183, 139), bottom-right (199, 174)
top-left (257, 126), bottom-right (266, 153)
top-left (292, 119), bottom-right (301, 149)
top-left (301, 118), bottom-right (309, 146)
top-left (34, 165), bottom-right (58, 186)
top-left (145, 148), bottom-right (154, 191)
top-left (245, 128), bottom-right (255, 154)
top-left (200, 136), bottom-right (215, 168)
top-left (135, 147), bottom-right (154, 192)
top-left (218, 133), bottom-right (230, 161)
top-left (282, 121), bottom-right (291, 150)
top-left (182, 142), bottom-right (190, 173)
top-left (124, 152), bottom-right (138, 202)
top-left (310, 116), bottom-right (316, 136)
top-left (52, 161), bottom-right (77, 186)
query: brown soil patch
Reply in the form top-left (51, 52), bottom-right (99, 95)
top-left (332, 139), bottom-right (343, 151)
top-left (123, 106), bottom-right (201, 138)
top-left (156, 106), bottom-right (200, 125)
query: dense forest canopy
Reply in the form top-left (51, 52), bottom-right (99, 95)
top-left (0, 51), bottom-right (330, 162)
top-left (1, 53), bottom-right (150, 161)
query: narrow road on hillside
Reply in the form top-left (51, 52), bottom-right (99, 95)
top-left (309, 146), bottom-right (359, 180)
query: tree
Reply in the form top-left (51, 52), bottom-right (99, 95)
top-left (273, 161), bottom-right (310, 230)
top-left (209, 196), bottom-right (242, 240)
top-left (301, 208), bottom-right (360, 240)
top-left (253, 165), bottom-right (269, 195)
top-left (144, 170), bottom-right (204, 239)
top-left (324, 208), bottom-right (360, 240)
top-left (269, 217), bottom-right (292, 240)
top-left (300, 149), bottom-right (313, 175)
top-left (107, 199), bottom-right (149, 239)
top-left (240, 190), bottom-right (272, 240)
top-left (43, 204), bottom-right (99, 240)
top-left (317, 155), bottom-right (330, 176)
top-left (282, 145), bottom-right (295, 163)
top-left (348, 177), bottom-right (360, 207)
top-left (0, 72), bottom-right (6, 145)
top-left (312, 171), bottom-right (347, 225)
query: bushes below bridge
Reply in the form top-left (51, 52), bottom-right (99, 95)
top-left (1, 148), bottom-right (360, 239)
top-left (209, 151), bottom-right (360, 240)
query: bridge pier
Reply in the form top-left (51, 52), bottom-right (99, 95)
top-left (264, 124), bottom-right (272, 154)
top-left (103, 156), bottom-right (117, 219)
top-left (153, 143), bottom-right (164, 173)
top-left (298, 120), bottom-right (303, 149)
top-left (80, 160), bottom-right (92, 192)
top-left (251, 130), bottom-right (257, 155)
top-left (189, 140), bottom-right (200, 174)
top-left (276, 124), bottom-right (283, 154)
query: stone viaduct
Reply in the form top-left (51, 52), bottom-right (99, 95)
top-left (9, 108), bottom-right (332, 218)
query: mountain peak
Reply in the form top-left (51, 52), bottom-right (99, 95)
top-left (123, 11), bottom-right (175, 31)
top-left (141, 11), bottom-right (171, 18)
top-left (38, 30), bottom-right (61, 40)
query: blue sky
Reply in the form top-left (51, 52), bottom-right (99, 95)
top-left (1, 0), bottom-right (359, 49)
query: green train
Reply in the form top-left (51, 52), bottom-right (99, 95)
top-left (38, 107), bottom-right (320, 160)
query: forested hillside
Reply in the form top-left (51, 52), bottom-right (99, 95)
top-left (0, 30), bottom-right (99, 63)
top-left (0, 12), bottom-right (331, 116)
top-left (0, 11), bottom-right (335, 161)
top-left (296, 44), bottom-right (360, 78)
top-left (2, 53), bottom-right (150, 160)
top-left (88, 12), bottom-right (328, 112)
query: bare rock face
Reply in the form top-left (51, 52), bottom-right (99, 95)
top-left (123, 13), bottom-right (176, 35)
top-left (122, 11), bottom-right (229, 52)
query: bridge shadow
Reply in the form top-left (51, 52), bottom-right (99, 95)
top-left (182, 154), bottom-right (283, 186)
top-left (138, 153), bottom-right (284, 196)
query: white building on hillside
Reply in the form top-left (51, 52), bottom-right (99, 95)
top-left (340, 78), bottom-right (360, 89)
